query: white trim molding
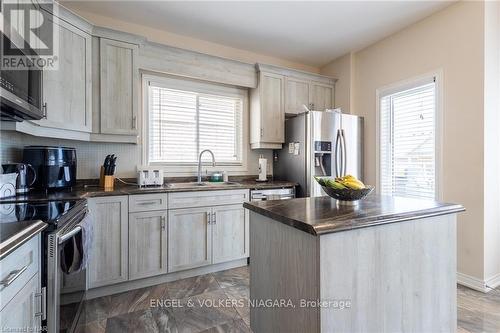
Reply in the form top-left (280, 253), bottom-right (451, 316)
top-left (486, 273), bottom-right (500, 290)
top-left (141, 72), bottom-right (250, 175)
top-left (457, 271), bottom-right (500, 293)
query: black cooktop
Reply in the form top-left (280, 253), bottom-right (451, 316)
top-left (0, 200), bottom-right (79, 226)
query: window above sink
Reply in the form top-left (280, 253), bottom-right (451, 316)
top-left (143, 74), bottom-right (247, 169)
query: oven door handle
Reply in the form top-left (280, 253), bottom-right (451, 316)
top-left (58, 225), bottom-right (82, 244)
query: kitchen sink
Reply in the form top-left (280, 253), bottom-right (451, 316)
top-left (167, 181), bottom-right (240, 188)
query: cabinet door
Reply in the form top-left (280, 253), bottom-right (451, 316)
top-left (88, 196), bottom-right (128, 288)
top-left (0, 273), bottom-right (41, 330)
top-left (310, 82), bottom-right (334, 111)
top-left (260, 72), bottom-right (284, 143)
top-left (212, 204), bottom-right (249, 264)
top-left (168, 207), bottom-right (212, 272)
top-left (285, 77), bottom-right (310, 115)
top-left (129, 210), bottom-right (168, 280)
top-left (100, 38), bottom-right (138, 135)
top-left (35, 18), bottom-right (92, 132)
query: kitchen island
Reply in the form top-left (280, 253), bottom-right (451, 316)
top-left (243, 195), bottom-right (464, 333)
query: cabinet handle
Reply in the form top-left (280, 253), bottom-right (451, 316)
top-left (137, 201), bottom-right (156, 205)
top-left (207, 211), bottom-right (212, 224)
top-left (0, 265), bottom-right (28, 287)
top-left (42, 102), bottom-right (47, 118)
top-left (132, 115), bottom-right (137, 129)
top-left (161, 216), bottom-right (166, 230)
top-left (212, 212), bottom-right (216, 224)
top-left (34, 287), bottom-right (46, 320)
top-left (260, 128), bottom-right (263, 137)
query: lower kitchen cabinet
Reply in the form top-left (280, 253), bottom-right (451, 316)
top-left (212, 204), bottom-right (249, 264)
top-left (129, 210), bottom-right (168, 280)
top-left (168, 203), bottom-right (249, 272)
top-left (88, 196), bottom-right (129, 288)
top-left (86, 190), bottom-right (251, 290)
top-left (0, 273), bottom-right (41, 331)
top-left (168, 207), bottom-right (212, 273)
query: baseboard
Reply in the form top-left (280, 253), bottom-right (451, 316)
top-left (485, 273), bottom-right (500, 290)
top-left (457, 271), bottom-right (500, 293)
top-left (86, 258), bottom-right (248, 300)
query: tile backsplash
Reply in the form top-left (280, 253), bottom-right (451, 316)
top-left (1, 131), bottom-right (142, 179)
top-left (0, 131), bottom-right (271, 179)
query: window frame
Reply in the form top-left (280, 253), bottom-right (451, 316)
top-left (375, 70), bottom-right (443, 200)
top-left (142, 73), bottom-right (249, 174)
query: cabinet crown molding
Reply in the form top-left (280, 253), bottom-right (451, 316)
top-left (256, 63), bottom-right (337, 85)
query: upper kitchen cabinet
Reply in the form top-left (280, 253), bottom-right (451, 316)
top-left (93, 38), bottom-right (139, 139)
top-left (34, 19), bottom-right (92, 133)
top-left (91, 36), bottom-right (140, 143)
top-left (250, 70), bottom-right (285, 149)
top-left (310, 81), bottom-right (334, 111)
top-left (250, 63), bottom-right (336, 149)
top-left (285, 77), bottom-right (310, 115)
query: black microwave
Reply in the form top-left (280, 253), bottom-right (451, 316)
top-left (0, 33), bottom-right (44, 121)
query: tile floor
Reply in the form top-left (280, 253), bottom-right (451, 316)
top-left (74, 266), bottom-right (500, 333)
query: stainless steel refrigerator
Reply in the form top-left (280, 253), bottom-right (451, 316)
top-left (273, 110), bottom-right (364, 197)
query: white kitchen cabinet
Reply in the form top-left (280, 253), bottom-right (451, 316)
top-left (250, 64), bottom-right (336, 149)
top-left (310, 81), bottom-right (334, 111)
top-left (250, 71), bottom-right (285, 149)
top-left (168, 201), bottom-right (249, 272)
top-left (212, 204), bottom-right (249, 264)
top-left (168, 207), bottom-right (212, 272)
top-left (88, 196), bottom-right (129, 288)
top-left (0, 274), bottom-right (41, 330)
top-left (285, 77), bottom-right (310, 115)
top-left (129, 210), bottom-right (168, 280)
top-left (98, 38), bottom-right (139, 136)
top-left (0, 235), bottom-right (42, 331)
top-left (33, 18), bottom-right (92, 133)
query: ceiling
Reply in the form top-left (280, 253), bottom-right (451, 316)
top-left (62, 1), bottom-right (453, 67)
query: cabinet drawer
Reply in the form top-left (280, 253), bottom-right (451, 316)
top-left (168, 189), bottom-right (249, 209)
top-left (0, 235), bottom-right (39, 311)
top-left (129, 193), bottom-right (168, 212)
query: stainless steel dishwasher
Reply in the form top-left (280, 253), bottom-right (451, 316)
top-left (250, 187), bottom-right (295, 201)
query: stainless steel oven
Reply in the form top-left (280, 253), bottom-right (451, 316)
top-left (46, 203), bottom-right (88, 333)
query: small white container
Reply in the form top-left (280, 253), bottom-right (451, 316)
top-left (0, 173), bottom-right (18, 199)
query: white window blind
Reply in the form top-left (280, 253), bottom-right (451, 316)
top-left (148, 83), bottom-right (243, 164)
top-left (379, 80), bottom-right (437, 199)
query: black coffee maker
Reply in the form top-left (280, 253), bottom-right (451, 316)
top-left (22, 146), bottom-right (77, 190)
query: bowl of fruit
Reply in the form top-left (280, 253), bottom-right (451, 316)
top-left (314, 175), bottom-right (374, 205)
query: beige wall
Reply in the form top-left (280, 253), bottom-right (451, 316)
top-left (483, 0), bottom-right (500, 284)
top-left (322, 1), bottom-right (495, 283)
top-left (65, 7), bottom-right (319, 74)
top-left (320, 53), bottom-right (354, 114)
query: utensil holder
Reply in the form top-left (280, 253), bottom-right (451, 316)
top-left (103, 176), bottom-right (115, 191)
top-left (100, 166), bottom-right (114, 190)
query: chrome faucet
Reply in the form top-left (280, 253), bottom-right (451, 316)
top-left (197, 149), bottom-right (216, 183)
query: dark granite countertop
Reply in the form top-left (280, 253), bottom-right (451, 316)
top-left (243, 194), bottom-right (465, 236)
top-left (0, 220), bottom-right (47, 260)
top-left (0, 178), bottom-right (297, 203)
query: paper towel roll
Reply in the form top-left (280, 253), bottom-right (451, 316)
top-left (258, 155), bottom-right (267, 181)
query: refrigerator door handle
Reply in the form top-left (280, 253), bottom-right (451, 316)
top-left (335, 130), bottom-right (342, 178)
top-left (341, 129), bottom-right (347, 176)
